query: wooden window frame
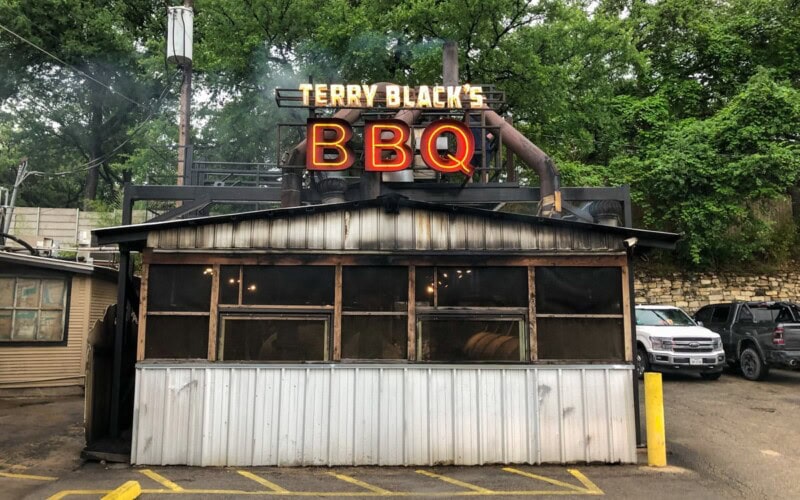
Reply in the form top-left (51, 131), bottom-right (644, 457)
top-left (0, 274), bottom-right (71, 346)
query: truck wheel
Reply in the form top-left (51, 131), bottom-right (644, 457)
top-left (636, 346), bottom-right (650, 379)
top-left (700, 372), bottom-right (722, 381)
top-left (740, 347), bottom-right (769, 381)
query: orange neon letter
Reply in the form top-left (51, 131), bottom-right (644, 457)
top-left (306, 118), bottom-right (355, 171)
top-left (420, 119), bottom-right (475, 175)
top-left (364, 120), bottom-right (413, 172)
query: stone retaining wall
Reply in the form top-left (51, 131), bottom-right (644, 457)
top-left (634, 269), bottom-right (800, 314)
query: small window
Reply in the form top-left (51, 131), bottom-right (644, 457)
top-left (415, 267), bottom-right (527, 307)
top-left (710, 306), bottom-right (730, 323)
top-left (241, 266), bottom-right (334, 305)
top-left (342, 316), bottom-right (407, 359)
top-left (418, 316), bottom-right (525, 362)
top-left (342, 267), bottom-right (407, 311)
top-left (145, 316), bottom-right (209, 359)
top-left (219, 315), bottom-right (329, 361)
top-left (737, 306), bottom-right (753, 323)
top-left (148, 265), bottom-right (213, 312)
top-left (0, 276), bottom-right (68, 343)
top-left (535, 267), bottom-right (622, 314)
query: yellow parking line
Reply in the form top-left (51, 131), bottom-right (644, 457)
top-left (238, 470), bottom-right (290, 493)
top-left (139, 469), bottom-right (184, 491)
top-left (327, 472), bottom-right (392, 495)
top-left (567, 469), bottom-right (603, 495)
top-left (101, 480), bottom-right (142, 500)
top-left (47, 490), bottom-right (110, 500)
top-left (0, 471), bottom-right (57, 481)
top-left (502, 467), bottom-right (587, 492)
top-left (415, 470), bottom-right (494, 494)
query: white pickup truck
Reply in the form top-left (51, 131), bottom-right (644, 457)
top-left (635, 305), bottom-right (726, 380)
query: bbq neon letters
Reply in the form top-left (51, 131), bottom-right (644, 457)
top-left (306, 119), bottom-right (474, 176)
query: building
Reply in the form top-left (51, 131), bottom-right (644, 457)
top-left (93, 196), bottom-right (678, 465)
top-left (0, 252), bottom-right (117, 394)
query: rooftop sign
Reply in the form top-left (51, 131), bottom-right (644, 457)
top-left (297, 84), bottom-right (484, 110)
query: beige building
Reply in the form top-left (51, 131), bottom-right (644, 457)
top-left (0, 252), bottom-right (117, 394)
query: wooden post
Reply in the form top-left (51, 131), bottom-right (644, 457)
top-left (136, 263), bottom-right (149, 361)
top-left (528, 266), bottom-right (537, 361)
top-left (333, 264), bottom-right (342, 360)
top-left (407, 265), bottom-right (416, 361)
top-left (621, 263), bottom-right (633, 362)
top-left (208, 263), bottom-right (220, 360)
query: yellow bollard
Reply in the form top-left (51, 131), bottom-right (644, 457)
top-left (644, 372), bottom-right (667, 467)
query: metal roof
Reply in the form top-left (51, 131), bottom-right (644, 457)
top-left (93, 195), bottom-right (680, 250)
top-left (0, 251), bottom-right (117, 279)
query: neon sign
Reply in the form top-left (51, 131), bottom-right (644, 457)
top-left (298, 84), bottom-right (484, 110)
top-left (307, 119), bottom-right (475, 176)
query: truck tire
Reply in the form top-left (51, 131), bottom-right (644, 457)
top-left (636, 346), bottom-right (650, 379)
top-left (739, 347), bottom-right (769, 381)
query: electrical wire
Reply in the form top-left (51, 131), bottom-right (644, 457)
top-left (0, 21), bottom-right (144, 108)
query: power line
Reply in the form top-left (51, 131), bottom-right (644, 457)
top-left (0, 21), bottom-right (144, 108)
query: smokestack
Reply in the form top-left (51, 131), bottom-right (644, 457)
top-left (443, 41), bottom-right (459, 87)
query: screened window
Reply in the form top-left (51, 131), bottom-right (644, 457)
top-left (415, 267), bottom-right (527, 308)
top-left (219, 315), bottom-right (329, 361)
top-left (0, 276), bottom-right (68, 343)
top-left (145, 316), bottom-right (209, 359)
top-left (145, 265), bottom-right (213, 359)
top-left (342, 266), bottom-right (408, 359)
top-left (535, 267), bottom-right (624, 360)
top-left (148, 265), bottom-right (213, 311)
top-left (241, 266), bottom-right (334, 305)
top-left (418, 316), bottom-right (524, 361)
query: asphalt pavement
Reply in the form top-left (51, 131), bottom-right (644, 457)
top-left (1, 367), bottom-right (798, 499)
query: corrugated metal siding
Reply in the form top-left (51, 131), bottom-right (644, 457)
top-left (147, 207), bottom-right (621, 253)
top-left (132, 364), bottom-right (636, 466)
top-left (0, 275), bottom-right (90, 388)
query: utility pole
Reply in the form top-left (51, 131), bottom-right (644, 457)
top-left (167, 0), bottom-right (194, 187)
top-left (2, 157), bottom-right (28, 237)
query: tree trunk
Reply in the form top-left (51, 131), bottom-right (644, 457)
top-left (82, 88), bottom-right (103, 209)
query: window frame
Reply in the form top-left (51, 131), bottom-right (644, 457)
top-left (0, 273), bottom-right (71, 347)
top-left (138, 254), bottom-right (632, 365)
top-left (217, 313), bottom-right (332, 362)
top-left (416, 312), bottom-right (527, 363)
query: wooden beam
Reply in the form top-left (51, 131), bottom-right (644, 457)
top-left (333, 264), bottom-right (342, 361)
top-left (208, 263), bottom-right (220, 361)
top-left (146, 251), bottom-right (627, 268)
top-left (408, 265), bottom-right (416, 361)
top-left (528, 266), bottom-right (537, 361)
top-left (136, 264), bottom-right (149, 361)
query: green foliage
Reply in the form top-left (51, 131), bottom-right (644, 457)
top-left (1, 0), bottom-right (800, 269)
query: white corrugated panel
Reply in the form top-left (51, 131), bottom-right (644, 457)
top-left (132, 364), bottom-right (636, 466)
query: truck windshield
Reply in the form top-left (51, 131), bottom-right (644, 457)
top-left (636, 308), bottom-right (695, 326)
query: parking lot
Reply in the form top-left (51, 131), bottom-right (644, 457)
top-left (1, 367), bottom-right (798, 500)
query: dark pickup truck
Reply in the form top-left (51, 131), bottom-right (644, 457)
top-left (694, 302), bottom-right (800, 380)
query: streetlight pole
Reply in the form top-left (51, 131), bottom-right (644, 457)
top-left (175, 0), bottom-right (193, 187)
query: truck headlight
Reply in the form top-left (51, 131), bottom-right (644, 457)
top-left (650, 337), bottom-right (673, 351)
top-left (712, 338), bottom-right (722, 349)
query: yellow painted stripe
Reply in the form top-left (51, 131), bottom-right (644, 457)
top-left (568, 469), bottom-right (604, 495)
top-left (139, 468), bottom-right (184, 491)
top-left (415, 470), bottom-right (494, 493)
top-left (238, 470), bottom-right (289, 492)
top-left (328, 472), bottom-right (392, 494)
top-left (101, 480), bottom-right (142, 500)
top-left (502, 467), bottom-right (587, 493)
top-left (47, 490), bottom-right (109, 500)
top-left (0, 471), bottom-right (57, 481)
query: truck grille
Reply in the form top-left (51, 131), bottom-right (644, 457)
top-left (672, 338), bottom-right (715, 352)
